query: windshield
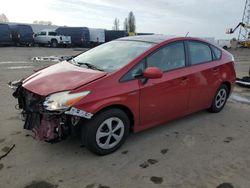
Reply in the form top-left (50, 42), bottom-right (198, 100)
top-left (72, 40), bottom-right (154, 72)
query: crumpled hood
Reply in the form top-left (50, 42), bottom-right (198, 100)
top-left (23, 61), bottom-right (107, 96)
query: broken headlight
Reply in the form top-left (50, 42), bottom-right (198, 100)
top-left (43, 91), bottom-right (90, 111)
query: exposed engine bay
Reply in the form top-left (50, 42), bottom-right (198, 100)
top-left (10, 80), bottom-right (82, 143)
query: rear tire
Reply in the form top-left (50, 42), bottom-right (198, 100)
top-left (81, 109), bottom-right (130, 155)
top-left (209, 84), bottom-right (229, 113)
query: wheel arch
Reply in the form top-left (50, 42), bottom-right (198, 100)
top-left (93, 104), bottom-right (135, 132)
top-left (51, 38), bottom-right (58, 42)
top-left (221, 81), bottom-right (231, 97)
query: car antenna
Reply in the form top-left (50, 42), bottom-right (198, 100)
top-left (185, 32), bottom-right (189, 37)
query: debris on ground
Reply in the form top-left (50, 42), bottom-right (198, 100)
top-left (139, 159), bottom-right (158, 168)
top-left (236, 77), bottom-right (250, 88)
top-left (121, 150), bottom-right (128, 154)
top-left (224, 137), bottom-right (233, 143)
top-left (216, 182), bottom-right (234, 188)
top-left (24, 181), bottom-right (58, 188)
top-left (150, 176), bottom-right (163, 184)
top-left (0, 144), bottom-right (15, 160)
top-left (0, 138), bottom-right (5, 143)
top-left (0, 163), bottom-right (3, 170)
top-left (229, 93), bottom-right (250, 105)
top-left (161, 148), bottom-right (169, 154)
top-left (31, 56), bottom-right (73, 62)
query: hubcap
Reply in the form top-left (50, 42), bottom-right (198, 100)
top-left (215, 88), bottom-right (227, 109)
top-left (96, 117), bottom-right (125, 150)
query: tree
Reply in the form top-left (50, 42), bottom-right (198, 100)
top-left (123, 18), bottom-right (129, 32)
top-left (0, 13), bottom-right (9, 22)
top-left (128, 11), bottom-right (136, 32)
top-left (112, 18), bottom-right (120, 30)
top-left (33, 20), bottom-right (52, 25)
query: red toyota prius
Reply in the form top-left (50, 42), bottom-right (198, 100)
top-left (11, 35), bottom-right (236, 155)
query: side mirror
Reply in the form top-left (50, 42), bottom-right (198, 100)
top-left (143, 67), bottom-right (163, 79)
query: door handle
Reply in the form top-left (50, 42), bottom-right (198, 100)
top-left (212, 67), bottom-right (219, 72)
top-left (181, 77), bottom-right (189, 81)
top-left (180, 77), bottom-right (189, 85)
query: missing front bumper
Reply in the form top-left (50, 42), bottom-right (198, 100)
top-left (11, 84), bottom-right (92, 143)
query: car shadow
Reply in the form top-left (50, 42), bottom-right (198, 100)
top-left (43, 109), bottom-right (211, 158)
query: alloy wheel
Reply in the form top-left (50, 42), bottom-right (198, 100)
top-left (215, 88), bottom-right (227, 109)
top-left (96, 117), bottom-right (125, 150)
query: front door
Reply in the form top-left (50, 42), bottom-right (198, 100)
top-left (139, 41), bottom-right (190, 129)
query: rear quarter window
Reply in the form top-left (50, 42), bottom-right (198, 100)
top-left (188, 41), bottom-right (212, 65)
top-left (211, 45), bottom-right (222, 60)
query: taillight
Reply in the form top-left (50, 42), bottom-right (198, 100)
top-left (32, 33), bottom-right (35, 39)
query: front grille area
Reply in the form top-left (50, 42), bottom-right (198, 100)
top-left (13, 86), bottom-right (72, 142)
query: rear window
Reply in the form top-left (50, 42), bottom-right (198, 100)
top-left (211, 45), bottom-right (222, 60)
top-left (188, 41), bottom-right (212, 65)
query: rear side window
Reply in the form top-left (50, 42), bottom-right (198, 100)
top-left (48, 32), bottom-right (57, 36)
top-left (147, 42), bottom-right (186, 72)
top-left (188, 41), bottom-right (212, 65)
top-left (211, 45), bottom-right (222, 60)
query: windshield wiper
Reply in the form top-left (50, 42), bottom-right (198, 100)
top-left (76, 62), bottom-right (104, 71)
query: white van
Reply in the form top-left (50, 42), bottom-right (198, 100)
top-left (89, 28), bottom-right (105, 46)
top-left (217, 39), bottom-right (231, 49)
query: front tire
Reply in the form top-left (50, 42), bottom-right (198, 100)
top-left (82, 109), bottom-right (130, 155)
top-left (209, 84), bottom-right (229, 113)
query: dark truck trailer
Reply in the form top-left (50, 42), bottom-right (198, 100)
top-left (10, 24), bottom-right (34, 46)
top-left (104, 30), bottom-right (128, 42)
top-left (0, 23), bottom-right (13, 46)
top-left (56, 27), bottom-right (90, 47)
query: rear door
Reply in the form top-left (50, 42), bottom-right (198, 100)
top-left (139, 41), bottom-right (190, 129)
top-left (186, 41), bottom-right (222, 112)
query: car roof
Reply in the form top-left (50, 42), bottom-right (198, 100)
top-left (117, 35), bottom-right (216, 46)
top-left (117, 35), bottom-right (177, 44)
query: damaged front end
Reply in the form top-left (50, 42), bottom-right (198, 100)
top-left (9, 80), bottom-right (92, 143)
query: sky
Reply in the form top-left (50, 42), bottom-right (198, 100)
top-left (0, 0), bottom-right (246, 39)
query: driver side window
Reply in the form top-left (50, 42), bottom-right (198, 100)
top-left (147, 42), bottom-right (186, 72)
